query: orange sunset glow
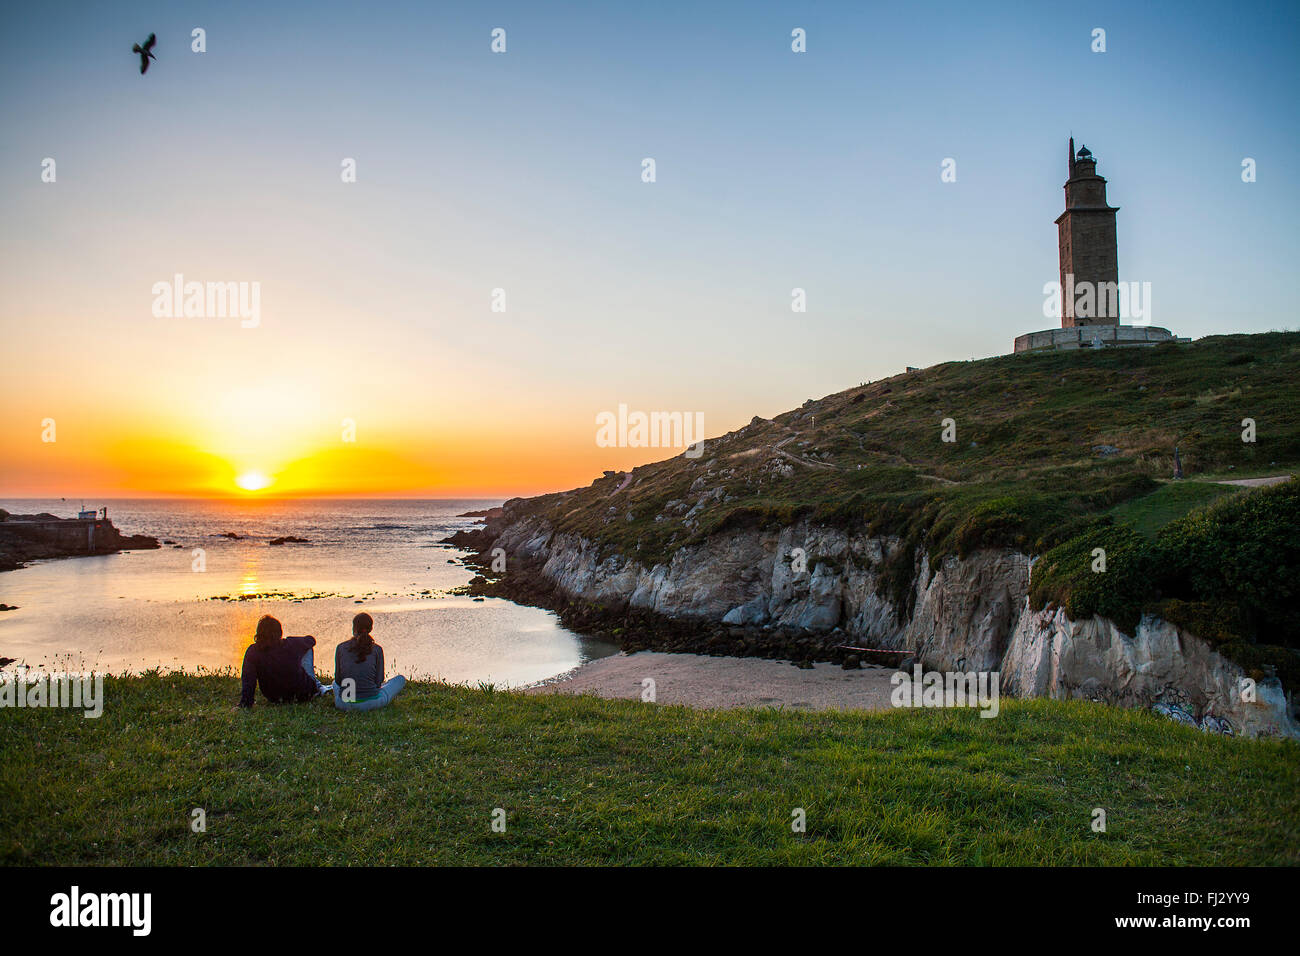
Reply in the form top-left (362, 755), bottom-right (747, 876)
top-left (0, 382), bottom-right (716, 499)
top-left (0, 275), bottom-right (778, 499)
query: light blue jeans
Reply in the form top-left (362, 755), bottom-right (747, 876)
top-left (333, 675), bottom-right (406, 711)
top-left (301, 650), bottom-right (328, 692)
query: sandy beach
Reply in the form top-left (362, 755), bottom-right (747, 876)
top-left (527, 651), bottom-right (899, 711)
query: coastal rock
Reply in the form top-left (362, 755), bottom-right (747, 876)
top-left (480, 510), bottom-right (1296, 739)
top-left (793, 562), bottom-right (842, 631)
top-left (440, 527), bottom-right (492, 550)
top-left (905, 549), bottom-right (1029, 673)
top-left (1001, 604), bottom-right (1299, 739)
top-left (496, 519), bottom-right (884, 634)
top-left (722, 597), bottom-right (769, 626)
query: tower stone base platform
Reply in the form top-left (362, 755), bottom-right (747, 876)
top-left (1014, 324), bottom-right (1187, 353)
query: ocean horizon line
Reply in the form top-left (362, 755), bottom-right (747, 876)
top-left (0, 495), bottom-right (519, 503)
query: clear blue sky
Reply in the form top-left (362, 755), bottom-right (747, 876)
top-left (1, 0), bottom-right (1297, 495)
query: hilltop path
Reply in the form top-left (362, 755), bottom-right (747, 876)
top-left (1214, 474), bottom-right (1293, 487)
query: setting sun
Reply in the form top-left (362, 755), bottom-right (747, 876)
top-left (235, 471), bottom-right (273, 492)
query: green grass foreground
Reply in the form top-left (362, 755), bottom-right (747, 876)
top-left (1, 674), bottom-right (1296, 866)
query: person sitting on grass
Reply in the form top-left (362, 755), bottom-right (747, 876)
top-left (238, 614), bottom-right (331, 708)
top-left (333, 612), bottom-right (406, 711)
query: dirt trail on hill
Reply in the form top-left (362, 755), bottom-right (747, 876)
top-left (1214, 475), bottom-right (1292, 487)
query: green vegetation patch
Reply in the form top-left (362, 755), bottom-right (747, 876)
top-left (1030, 479), bottom-right (1300, 690)
top-left (1109, 481), bottom-right (1241, 538)
top-left (1, 675), bottom-right (1297, 866)
top-left (1028, 523), bottom-right (1154, 634)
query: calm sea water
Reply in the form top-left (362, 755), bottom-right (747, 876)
top-left (0, 498), bottom-right (616, 686)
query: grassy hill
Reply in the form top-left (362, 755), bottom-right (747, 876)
top-left (515, 332), bottom-right (1298, 561)
top-left (498, 331), bottom-right (1300, 684)
top-left (1, 674), bottom-right (1296, 865)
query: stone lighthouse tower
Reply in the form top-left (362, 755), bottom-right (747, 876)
top-left (1056, 137), bottom-right (1120, 327)
top-left (1012, 138), bottom-right (1182, 353)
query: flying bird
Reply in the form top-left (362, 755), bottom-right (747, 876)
top-left (132, 33), bottom-right (157, 74)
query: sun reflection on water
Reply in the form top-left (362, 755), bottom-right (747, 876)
top-left (239, 554), bottom-right (263, 597)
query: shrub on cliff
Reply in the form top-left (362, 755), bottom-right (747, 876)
top-left (1152, 477), bottom-right (1300, 646)
top-left (1032, 479), bottom-right (1298, 643)
top-left (1029, 523), bottom-right (1154, 634)
top-left (1030, 478), bottom-right (1300, 692)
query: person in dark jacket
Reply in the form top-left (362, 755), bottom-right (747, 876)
top-left (238, 615), bottom-right (329, 708)
top-left (333, 612), bottom-right (406, 711)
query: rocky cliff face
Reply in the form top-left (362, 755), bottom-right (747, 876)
top-left (494, 517), bottom-right (908, 637)
top-left (483, 514), bottom-right (1297, 738)
top-left (904, 550), bottom-right (1031, 674)
top-left (1001, 605), bottom-right (1298, 738)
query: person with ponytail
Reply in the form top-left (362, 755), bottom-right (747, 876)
top-left (332, 612), bottom-right (406, 711)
